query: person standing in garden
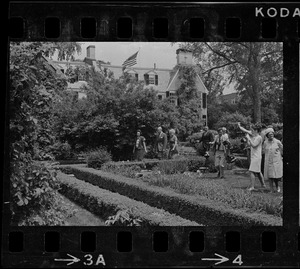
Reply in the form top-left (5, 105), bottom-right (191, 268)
top-left (263, 128), bottom-right (283, 193)
top-left (199, 125), bottom-right (214, 155)
top-left (133, 129), bottom-right (147, 161)
top-left (212, 128), bottom-right (230, 179)
top-left (168, 129), bottom-right (178, 159)
top-left (237, 123), bottom-right (266, 191)
top-left (155, 127), bottom-right (168, 160)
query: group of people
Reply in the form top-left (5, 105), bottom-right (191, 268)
top-left (133, 123), bottom-right (283, 193)
top-left (237, 123), bottom-right (283, 192)
top-left (132, 127), bottom-right (178, 161)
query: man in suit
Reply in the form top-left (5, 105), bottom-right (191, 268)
top-left (155, 127), bottom-right (168, 160)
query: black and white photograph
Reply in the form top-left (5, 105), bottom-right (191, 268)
top-left (9, 41), bottom-right (283, 227)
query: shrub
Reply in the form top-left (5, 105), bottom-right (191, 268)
top-left (143, 145), bottom-right (157, 159)
top-left (50, 141), bottom-right (75, 160)
top-left (187, 158), bottom-right (206, 172)
top-left (230, 138), bottom-right (243, 153)
top-left (58, 171), bottom-right (199, 226)
top-left (86, 147), bottom-right (112, 169)
top-left (153, 159), bottom-right (189, 174)
top-left (215, 112), bottom-right (252, 139)
top-left (18, 191), bottom-right (77, 226)
top-left (102, 163), bottom-right (141, 178)
top-left (60, 166), bottom-right (282, 224)
top-left (105, 209), bottom-right (143, 226)
top-left (187, 132), bottom-right (203, 145)
top-left (139, 173), bottom-right (282, 217)
top-left (10, 161), bottom-right (73, 225)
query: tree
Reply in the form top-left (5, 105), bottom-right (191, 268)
top-left (214, 112), bottom-right (252, 138)
top-left (173, 65), bottom-right (204, 140)
top-left (177, 42), bottom-right (283, 124)
top-left (9, 42), bottom-right (81, 224)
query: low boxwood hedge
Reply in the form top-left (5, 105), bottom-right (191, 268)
top-left (59, 165), bottom-right (281, 226)
top-left (57, 172), bottom-right (199, 226)
top-left (103, 157), bottom-right (206, 173)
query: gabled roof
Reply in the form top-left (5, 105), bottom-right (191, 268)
top-left (166, 69), bottom-right (179, 92)
top-left (166, 67), bottom-right (208, 94)
top-left (144, 69), bottom-right (157, 75)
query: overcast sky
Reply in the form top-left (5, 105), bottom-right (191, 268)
top-left (75, 42), bottom-right (181, 69)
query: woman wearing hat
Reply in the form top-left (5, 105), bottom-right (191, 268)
top-left (237, 123), bottom-right (266, 191)
top-left (263, 128), bottom-right (283, 193)
top-left (133, 129), bottom-right (147, 161)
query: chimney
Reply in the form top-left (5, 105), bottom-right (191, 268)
top-left (154, 63), bottom-right (156, 69)
top-left (176, 48), bottom-right (193, 65)
top-left (87, 45), bottom-right (96, 59)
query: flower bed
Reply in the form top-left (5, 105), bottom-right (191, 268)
top-left (57, 172), bottom-right (199, 226)
top-left (59, 165), bottom-right (282, 226)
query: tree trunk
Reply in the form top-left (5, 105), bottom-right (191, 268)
top-left (249, 44), bottom-right (262, 123)
top-left (252, 84), bottom-right (262, 123)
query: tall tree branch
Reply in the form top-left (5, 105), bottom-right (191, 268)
top-left (202, 61), bottom-right (237, 75)
top-left (204, 42), bottom-right (237, 63)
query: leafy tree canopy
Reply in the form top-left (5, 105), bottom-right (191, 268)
top-left (176, 42), bottom-right (283, 124)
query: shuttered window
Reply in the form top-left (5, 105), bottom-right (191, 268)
top-left (144, 74), bottom-right (149, 85)
top-left (202, 93), bottom-right (207, 109)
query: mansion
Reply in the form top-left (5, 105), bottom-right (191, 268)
top-left (50, 45), bottom-right (209, 125)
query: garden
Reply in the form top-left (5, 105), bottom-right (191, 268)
top-left (8, 42), bottom-right (283, 226)
top-left (54, 146), bottom-right (282, 226)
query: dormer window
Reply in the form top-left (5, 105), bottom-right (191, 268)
top-left (144, 71), bottom-right (158, 85)
top-left (149, 74), bottom-right (155, 84)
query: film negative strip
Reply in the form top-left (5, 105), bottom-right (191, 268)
top-left (3, 1), bottom-right (300, 268)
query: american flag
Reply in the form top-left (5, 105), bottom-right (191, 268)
top-left (122, 50), bottom-right (139, 69)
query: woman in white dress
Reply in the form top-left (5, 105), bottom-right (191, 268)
top-left (263, 128), bottom-right (283, 193)
top-left (237, 123), bottom-right (266, 191)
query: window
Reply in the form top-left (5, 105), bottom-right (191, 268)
top-left (60, 69), bottom-right (64, 73)
top-left (149, 74), bottom-right (155, 84)
top-left (202, 93), bottom-right (207, 109)
top-left (135, 73), bottom-right (138, 81)
top-left (232, 99), bottom-right (236, 104)
top-left (144, 73), bottom-right (158, 85)
top-left (169, 92), bottom-right (177, 105)
top-left (202, 115), bottom-right (207, 125)
top-left (158, 95), bottom-right (162, 100)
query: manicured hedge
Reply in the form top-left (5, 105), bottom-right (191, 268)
top-left (59, 165), bottom-right (282, 226)
top-left (57, 159), bottom-right (86, 165)
top-left (104, 160), bottom-right (159, 170)
top-left (57, 172), bottom-right (199, 226)
top-left (103, 157), bottom-right (206, 172)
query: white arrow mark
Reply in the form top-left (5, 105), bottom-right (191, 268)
top-left (54, 253), bottom-right (81, 266)
top-left (202, 253), bottom-right (229, 265)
